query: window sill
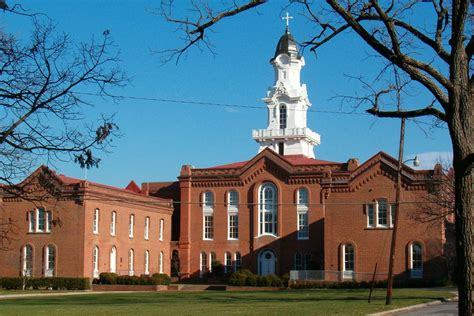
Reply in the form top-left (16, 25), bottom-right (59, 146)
top-left (255, 234), bottom-right (278, 239)
top-left (27, 232), bottom-right (51, 235)
top-left (227, 238), bottom-right (239, 241)
top-left (297, 237), bottom-right (309, 240)
top-left (365, 226), bottom-right (393, 230)
top-left (203, 238), bottom-right (214, 241)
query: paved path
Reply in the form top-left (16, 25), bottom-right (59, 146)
top-left (393, 301), bottom-right (458, 315)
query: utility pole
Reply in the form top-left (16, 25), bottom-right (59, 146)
top-left (386, 117), bottom-right (405, 305)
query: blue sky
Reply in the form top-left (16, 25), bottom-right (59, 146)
top-left (2, 1), bottom-right (452, 187)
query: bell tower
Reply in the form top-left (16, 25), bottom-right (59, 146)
top-left (252, 13), bottom-right (320, 158)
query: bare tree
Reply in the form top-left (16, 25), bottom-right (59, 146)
top-left (0, 8), bottom-right (127, 249)
top-left (159, 0), bottom-right (473, 313)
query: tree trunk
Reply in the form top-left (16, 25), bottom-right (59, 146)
top-left (448, 43), bottom-right (473, 315)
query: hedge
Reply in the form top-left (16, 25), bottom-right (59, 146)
top-left (0, 277), bottom-right (90, 290)
top-left (98, 273), bottom-right (171, 286)
top-left (228, 270), bottom-right (285, 287)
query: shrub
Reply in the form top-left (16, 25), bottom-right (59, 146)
top-left (246, 273), bottom-right (257, 286)
top-left (99, 273), bottom-right (118, 285)
top-left (151, 273), bottom-right (171, 285)
top-left (210, 261), bottom-right (224, 278)
top-left (0, 277), bottom-right (90, 290)
top-left (228, 272), bottom-right (246, 286)
top-left (0, 277), bottom-right (23, 290)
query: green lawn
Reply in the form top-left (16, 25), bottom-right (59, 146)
top-left (0, 289), bottom-right (453, 315)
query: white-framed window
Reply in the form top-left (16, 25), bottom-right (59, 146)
top-left (159, 219), bottom-right (164, 241)
top-left (209, 252), bottom-right (216, 272)
top-left (159, 251), bottom-right (164, 274)
top-left (200, 252), bottom-right (207, 277)
top-left (303, 253), bottom-right (312, 270)
top-left (110, 246), bottom-right (117, 273)
top-left (22, 244), bottom-right (33, 277)
top-left (409, 242), bottom-right (423, 278)
top-left (44, 245), bottom-right (55, 277)
top-left (342, 244), bottom-right (355, 280)
top-left (93, 208), bottom-right (99, 234)
top-left (144, 250), bottom-right (150, 275)
top-left (46, 211), bottom-right (52, 232)
top-left (110, 211), bottom-right (117, 236)
top-left (366, 199), bottom-right (394, 228)
top-left (93, 246), bottom-right (99, 278)
top-left (294, 253), bottom-right (302, 270)
top-left (297, 188), bottom-right (309, 208)
top-left (29, 208), bottom-right (51, 233)
top-left (128, 249), bottom-right (134, 276)
top-left (228, 190), bottom-right (239, 240)
top-left (224, 252), bottom-right (232, 274)
top-left (129, 214), bottom-right (135, 238)
top-left (258, 183), bottom-right (277, 236)
top-left (203, 191), bottom-right (214, 240)
top-left (204, 214), bottom-right (214, 240)
top-left (234, 252), bottom-right (241, 272)
top-left (297, 211), bottom-right (309, 240)
top-left (144, 217), bottom-right (150, 240)
top-left (279, 104), bottom-right (287, 129)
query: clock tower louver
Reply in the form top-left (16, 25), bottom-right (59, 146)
top-left (252, 24), bottom-right (320, 158)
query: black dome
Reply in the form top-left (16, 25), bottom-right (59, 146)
top-left (274, 31), bottom-right (299, 58)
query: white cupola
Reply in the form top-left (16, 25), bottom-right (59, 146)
top-left (252, 16), bottom-right (320, 158)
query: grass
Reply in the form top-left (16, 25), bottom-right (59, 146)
top-left (0, 288), bottom-right (454, 315)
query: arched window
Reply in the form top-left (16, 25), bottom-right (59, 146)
top-left (22, 245), bottom-right (33, 277)
top-left (224, 252), bottom-right (232, 273)
top-left (110, 246), bottom-right (117, 273)
top-left (410, 242), bottom-right (423, 278)
top-left (128, 249), bottom-right (134, 276)
top-left (93, 246), bottom-right (99, 278)
top-left (159, 251), bottom-right (164, 274)
top-left (144, 217), bottom-right (150, 240)
top-left (203, 191), bottom-right (214, 240)
top-left (144, 250), bottom-right (150, 275)
top-left (129, 214), bottom-right (135, 238)
top-left (45, 245), bottom-right (55, 277)
top-left (297, 188), bottom-right (309, 239)
top-left (234, 252), bottom-right (241, 272)
top-left (200, 252), bottom-right (207, 277)
top-left (159, 219), bottom-right (164, 241)
top-left (46, 211), bottom-right (53, 232)
top-left (93, 209), bottom-right (99, 234)
top-left (279, 104), bottom-right (287, 129)
top-left (228, 190), bottom-right (239, 240)
top-left (342, 244), bottom-right (355, 280)
top-left (258, 183), bottom-right (278, 236)
top-left (209, 252), bottom-right (216, 272)
top-left (110, 211), bottom-right (117, 236)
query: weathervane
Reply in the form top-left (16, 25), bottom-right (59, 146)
top-left (282, 12), bottom-right (293, 32)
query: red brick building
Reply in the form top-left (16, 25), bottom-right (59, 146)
top-left (0, 166), bottom-right (173, 278)
top-left (145, 29), bottom-right (449, 283)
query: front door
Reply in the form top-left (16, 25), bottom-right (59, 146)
top-left (259, 250), bottom-right (276, 276)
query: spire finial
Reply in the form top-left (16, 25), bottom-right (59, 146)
top-left (282, 12), bottom-right (293, 33)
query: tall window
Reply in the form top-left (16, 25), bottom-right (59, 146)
top-left (128, 249), bottom-right (134, 276)
top-left (129, 214), bottom-right (135, 238)
top-left (93, 209), bottom-right (99, 234)
top-left (297, 188), bottom-right (309, 239)
top-left (144, 250), bottom-right (150, 275)
top-left (29, 208), bottom-right (52, 233)
top-left (342, 244), bottom-right (355, 280)
top-left (144, 217), bottom-right (150, 240)
top-left (93, 246), bottom-right (99, 278)
top-left (258, 183), bottom-right (277, 236)
top-left (294, 253), bottom-right (302, 270)
top-left (228, 190), bottom-right (239, 240)
top-left (200, 252), bottom-right (207, 277)
top-left (203, 191), bottom-right (214, 240)
top-left (367, 200), bottom-right (393, 228)
top-left (110, 211), bottom-right (117, 236)
top-left (22, 245), bottom-right (33, 277)
top-left (209, 252), bottom-right (216, 272)
top-left (159, 219), bottom-right (164, 241)
top-left (410, 243), bottom-right (423, 278)
top-left (110, 246), bottom-right (117, 273)
top-left (224, 252), bottom-right (232, 273)
top-left (234, 252), bottom-right (241, 272)
top-left (45, 245), bottom-right (55, 277)
top-left (279, 104), bottom-right (287, 129)
top-left (159, 251), bottom-right (164, 274)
